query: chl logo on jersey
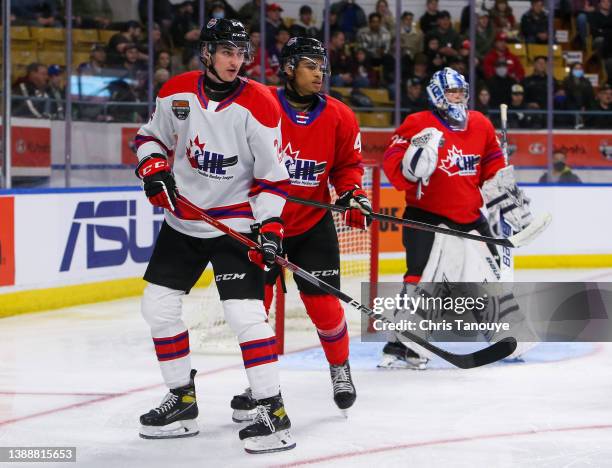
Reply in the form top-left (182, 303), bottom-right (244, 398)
top-left (440, 145), bottom-right (480, 177)
top-left (186, 135), bottom-right (238, 180)
top-left (282, 142), bottom-right (326, 187)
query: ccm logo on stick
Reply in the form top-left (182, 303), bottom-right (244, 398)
top-left (311, 269), bottom-right (339, 277)
top-left (215, 273), bottom-right (247, 281)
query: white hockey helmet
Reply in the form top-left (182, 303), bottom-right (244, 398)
top-left (426, 67), bottom-right (470, 131)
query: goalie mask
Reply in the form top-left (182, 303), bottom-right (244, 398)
top-left (427, 67), bottom-right (470, 131)
top-left (199, 18), bottom-right (252, 83)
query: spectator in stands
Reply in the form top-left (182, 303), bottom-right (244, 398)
top-left (12, 63), bottom-right (50, 119)
top-left (401, 77), bottom-right (428, 119)
top-left (376, 0), bottom-right (396, 34)
top-left (398, 11), bottom-right (423, 60)
top-left (150, 23), bottom-right (172, 54)
top-left (138, 0), bottom-right (174, 33)
top-left (520, 0), bottom-right (549, 44)
top-left (572, 0), bottom-right (597, 49)
top-left (587, 83), bottom-right (612, 128)
top-left (209, 1), bottom-right (227, 19)
top-left (290, 5), bottom-right (321, 39)
top-left (424, 35), bottom-right (445, 74)
top-left (419, 0), bottom-right (440, 35)
top-left (487, 58), bottom-right (518, 108)
top-left (244, 28), bottom-right (280, 84)
top-left (73, 0), bottom-right (113, 29)
top-left (589, 0), bottom-right (612, 79)
top-left (475, 86), bottom-right (492, 116)
top-left (357, 13), bottom-right (392, 60)
top-left (562, 62), bottom-right (595, 112)
top-left (482, 32), bottom-right (525, 81)
top-left (321, 10), bottom-right (342, 40)
top-left (429, 11), bottom-right (461, 60)
top-left (107, 79), bottom-right (141, 122)
top-left (448, 56), bottom-right (468, 78)
top-left (107, 21), bottom-right (143, 66)
top-left (350, 48), bottom-right (377, 88)
top-left (522, 55), bottom-right (556, 109)
top-left (154, 68), bottom-right (170, 96)
top-left (475, 10), bottom-right (495, 61)
top-left (120, 43), bottom-right (147, 83)
top-left (412, 53), bottom-right (430, 82)
top-left (507, 83), bottom-right (536, 128)
top-left (78, 44), bottom-right (108, 76)
top-left (155, 50), bottom-right (172, 73)
top-left (264, 3), bottom-right (287, 51)
top-left (11, 0), bottom-right (61, 27)
top-left (329, 31), bottom-right (354, 87)
top-left (171, 1), bottom-right (200, 60)
top-left (330, 0), bottom-right (367, 42)
top-left (539, 151), bottom-right (582, 183)
top-left (268, 27), bottom-right (290, 68)
top-left (490, 0), bottom-right (519, 41)
top-left (238, 0), bottom-right (262, 29)
top-left (46, 65), bottom-right (64, 120)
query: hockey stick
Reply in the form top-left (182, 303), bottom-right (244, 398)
top-left (498, 103), bottom-right (515, 282)
top-left (286, 196), bottom-right (551, 249)
top-left (172, 194), bottom-right (517, 369)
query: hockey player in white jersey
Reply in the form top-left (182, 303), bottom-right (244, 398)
top-left (134, 18), bottom-right (295, 454)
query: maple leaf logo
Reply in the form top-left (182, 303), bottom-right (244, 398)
top-left (440, 145), bottom-right (480, 177)
top-left (186, 135), bottom-right (206, 169)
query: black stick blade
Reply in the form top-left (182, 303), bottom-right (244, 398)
top-left (441, 337), bottom-right (518, 369)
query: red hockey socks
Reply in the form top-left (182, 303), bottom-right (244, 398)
top-left (300, 292), bottom-right (348, 365)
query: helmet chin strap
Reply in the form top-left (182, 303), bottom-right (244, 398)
top-left (284, 77), bottom-right (317, 106)
top-left (201, 46), bottom-right (236, 85)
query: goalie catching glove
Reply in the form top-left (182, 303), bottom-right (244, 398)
top-left (136, 154), bottom-right (177, 211)
top-left (401, 127), bottom-right (443, 185)
top-left (335, 185), bottom-right (372, 230)
top-left (482, 165), bottom-right (533, 233)
top-left (248, 218), bottom-right (284, 270)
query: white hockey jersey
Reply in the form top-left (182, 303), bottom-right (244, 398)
top-left (135, 71), bottom-right (289, 238)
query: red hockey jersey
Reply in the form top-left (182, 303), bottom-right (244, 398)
top-left (383, 110), bottom-right (505, 224)
top-left (270, 87), bottom-right (364, 237)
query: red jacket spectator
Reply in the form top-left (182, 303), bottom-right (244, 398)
top-left (482, 33), bottom-right (525, 80)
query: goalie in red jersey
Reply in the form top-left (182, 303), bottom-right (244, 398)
top-left (379, 67), bottom-right (535, 369)
top-left (232, 37), bottom-right (371, 419)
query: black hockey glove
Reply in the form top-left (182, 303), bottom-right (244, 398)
top-left (335, 185), bottom-right (372, 230)
top-left (136, 154), bottom-right (177, 211)
top-left (248, 217), bottom-right (284, 270)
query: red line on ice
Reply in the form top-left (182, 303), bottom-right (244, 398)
top-left (275, 424), bottom-right (612, 467)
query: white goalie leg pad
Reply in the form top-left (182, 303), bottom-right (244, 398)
top-left (223, 299), bottom-right (280, 400)
top-left (142, 283), bottom-right (191, 389)
top-left (244, 430), bottom-right (296, 454)
top-left (139, 419), bottom-right (199, 439)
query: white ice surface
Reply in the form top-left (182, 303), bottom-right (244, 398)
top-left (1, 270), bottom-right (612, 468)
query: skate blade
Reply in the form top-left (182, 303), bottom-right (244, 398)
top-left (139, 419), bottom-right (199, 439)
top-left (232, 408), bottom-right (257, 423)
top-left (339, 408), bottom-right (349, 419)
top-left (377, 354), bottom-right (428, 370)
top-left (244, 429), bottom-right (296, 454)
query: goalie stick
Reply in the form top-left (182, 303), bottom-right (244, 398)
top-left (498, 103), bottom-right (515, 282)
top-left (172, 194), bottom-right (517, 369)
top-left (286, 196), bottom-right (551, 249)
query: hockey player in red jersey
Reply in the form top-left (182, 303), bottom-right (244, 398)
top-left (379, 67), bottom-right (534, 369)
top-left (231, 37), bottom-right (371, 420)
top-left (134, 19), bottom-right (295, 453)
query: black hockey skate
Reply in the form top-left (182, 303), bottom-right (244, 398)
top-left (378, 341), bottom-right (429, 370)
top-left (230, 387), bottom-right (258, 423)
top-left (330, 360), bottom-right (356, 415)
top-left (139, 369), bottom-right (199, 439)
top-left (238, 393), bottom-right (295, 454)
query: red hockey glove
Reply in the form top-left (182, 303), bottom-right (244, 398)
top-left (248, 218), bottom-right (284, 270)
top-left (335, 186), bottom-right (372, 230)
top-left (136, 154), bottom-right (177, 211)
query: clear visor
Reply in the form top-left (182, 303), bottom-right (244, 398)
top-left (296, 55), bottom-right (329, 76)
top-left (204, 41), bottom-right (253, 63)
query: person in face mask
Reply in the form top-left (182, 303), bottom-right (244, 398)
top-left (539, 151), bottom-right (582, 183)
top-left (562, 62), bottom-right (595, 112)
top-left (210, 1), bottom-right (226, 19)
top-left (486, 57), bottom-right (518, 110)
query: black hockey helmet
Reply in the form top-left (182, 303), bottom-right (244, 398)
top-left (199, 18), bottom-right (252, 62)
top-left (280, 37), bottom-right (329, 77)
